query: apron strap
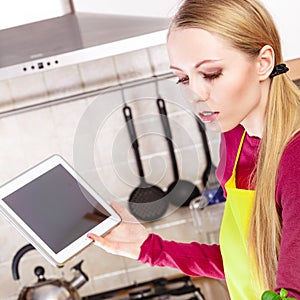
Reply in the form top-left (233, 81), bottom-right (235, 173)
top-left (225, 130), bottom-right (247, 189)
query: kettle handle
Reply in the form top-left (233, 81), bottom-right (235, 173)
top-left (68, 260), bottom-right (89, 290)
top-left (12, 244), bottom-right (35, 280)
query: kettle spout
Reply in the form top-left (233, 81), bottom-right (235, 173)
top-left (68, 260), bottom-right (89, 290)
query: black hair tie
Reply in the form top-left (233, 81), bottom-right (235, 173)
top-left (269, 63), bottom-right (289, 78)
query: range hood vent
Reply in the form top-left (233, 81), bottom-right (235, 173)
top-left (0, 9), bottom-right (169, 80)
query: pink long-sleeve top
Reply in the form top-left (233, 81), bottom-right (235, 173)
top-left (138, 125), bottom-right (300, 298)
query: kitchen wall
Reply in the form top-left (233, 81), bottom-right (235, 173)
top-left (0, 44), bottom-right (222, 299)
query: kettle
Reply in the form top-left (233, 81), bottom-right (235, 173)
top-left (12, 244), bottom-right (89, 300)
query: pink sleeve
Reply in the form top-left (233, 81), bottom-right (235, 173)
top-left (138, 233), bottom-right (225, 280)
top-left (275, 133), bottom-right (300, 298)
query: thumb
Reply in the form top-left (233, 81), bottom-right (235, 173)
top-left (87, 233), bottom-right (105, 244)
top-left (87, 233), bottom-right (101, 240)
top-left (87, 233), bottom-right (114, 252)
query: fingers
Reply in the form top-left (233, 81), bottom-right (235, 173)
top-left (87, 233), bottom-right (104, 245)
top-left (87, 233), bottom-right (100, 241)
top-left (87, 232), bottom-right (123, 256)
top-left (87, 233), bottom-right (111, 250)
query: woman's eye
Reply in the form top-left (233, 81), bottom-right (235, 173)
top-left (203, 72), bottom-right (222, 80)
top-left (176, 77), bottom-right (189, 85)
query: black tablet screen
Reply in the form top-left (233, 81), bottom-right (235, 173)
top-left (3, 165), bottom-right (109, 253)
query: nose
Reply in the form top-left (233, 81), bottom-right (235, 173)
top-left (188, 76), bottom-right (209, 103)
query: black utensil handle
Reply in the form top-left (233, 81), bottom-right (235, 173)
top-left (122, 105), bottom-right (145, 180)
top-left (123, 106), bottom-right (139, 148)
top-left (157, 98), bottom-right (179, 181)
top-left (196, 119), bottom-right (212, 187)
top-left (12, 244), bottom-right (35, 280)
top-left (157, 98), bottom-right (172, 139)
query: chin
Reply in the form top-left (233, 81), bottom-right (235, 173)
top-left (214, 120), bottom-right (239, 133)
top-left (204, 121), bottom-right (223, 133)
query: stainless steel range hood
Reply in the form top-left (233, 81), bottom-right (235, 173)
top-left (0, 1), bottom-right (170, 81)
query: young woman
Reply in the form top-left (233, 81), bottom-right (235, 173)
top-left (88, 0), bottom-right (300, 298)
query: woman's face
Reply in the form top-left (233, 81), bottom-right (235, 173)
top-left (167, 28), bottom-right (265, 133)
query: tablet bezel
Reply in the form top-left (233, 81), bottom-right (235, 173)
top-left (0, 155), bottom-right (121, 267)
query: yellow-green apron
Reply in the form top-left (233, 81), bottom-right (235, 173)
top-left (219, 131), bottom-right (262, 299)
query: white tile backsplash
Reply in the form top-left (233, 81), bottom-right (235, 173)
top-left (82, 162), bottom-right (141, 201)
top-left (16, 106), bottom-right (56, 139)
top-left (8, 73), bottom-right (48, 109)
top-left (0, 224), bottom-right (29, 264)
top-left (0, 45), bottom-right (222, 299)
top-left (51, 98), bottom-right (88, 139)
top-left (0, 115), bottom-right (28, 183)
top-left (43, 65), bottom-right (83, 100)
top-left (79, 57), bottom-right (119, 92)
top-left (0, 80), bottom-right (13, 112)
top-left (114, 49), bottom-right (153, 83)
top-left (122, 81), bottom-right (157, 104)
top-left (147, 44), bottom-right (170, 75)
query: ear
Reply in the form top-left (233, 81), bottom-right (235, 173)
top-left (256, 45), bottom-right (275, 81)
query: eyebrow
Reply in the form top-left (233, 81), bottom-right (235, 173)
top-left (170, 59), bottom-right (222, 71)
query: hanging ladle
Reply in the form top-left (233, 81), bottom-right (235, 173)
top-left (195, 117), bottom-right (226, 204)
top-left (156, 97), bottom-right (201, 207)
top-left (196, 118), bottom-right (219, 189)
top-left (122, 91), bottom-right (167, 221)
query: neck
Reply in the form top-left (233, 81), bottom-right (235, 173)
top-left (241, 80), bottom-right (271, 139)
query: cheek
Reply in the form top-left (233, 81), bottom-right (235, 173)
top-left (215, 69), bottom-right (260, 108)
top-left (211, 70), bottom-right (260, 131)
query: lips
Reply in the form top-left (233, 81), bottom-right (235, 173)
top-left (198, 111), bottom-right (219, 123)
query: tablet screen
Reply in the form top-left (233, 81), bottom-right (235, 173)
top-left (3, 164), bottom-right (110, 254)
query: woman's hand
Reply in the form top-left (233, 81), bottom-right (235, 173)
top-left (87, 201), bottom-right (149, 260)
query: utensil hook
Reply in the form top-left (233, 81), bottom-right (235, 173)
top-left (154, 76), bottom-right (162, 99)
top-left (120, 84), bottom-right (127, 107)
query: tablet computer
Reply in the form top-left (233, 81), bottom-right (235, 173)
top-left (0, 155), bottom-right (121, 267)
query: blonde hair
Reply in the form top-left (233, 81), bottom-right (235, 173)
top-left (170, 0), bottom-right (300, 290)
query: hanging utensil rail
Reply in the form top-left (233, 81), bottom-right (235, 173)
top-left (0, 72), bottom-right (174, 118)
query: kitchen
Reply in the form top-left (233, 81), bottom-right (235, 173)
top-left (0, 1), bottom-right (300, 299)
